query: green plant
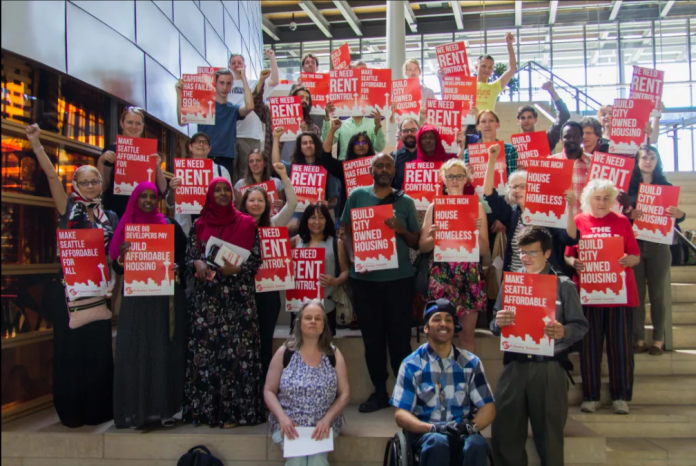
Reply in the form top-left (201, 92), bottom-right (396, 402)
top-left (492, 62), bottom-right (520, 98)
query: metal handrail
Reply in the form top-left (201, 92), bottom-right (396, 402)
top-left (675, 229), bottom-right (696, 255)
top-left (516, 61), bottom-right (603, 114)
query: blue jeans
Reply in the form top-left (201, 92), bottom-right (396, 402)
top-left (407, 432), bottom-right (489, 466)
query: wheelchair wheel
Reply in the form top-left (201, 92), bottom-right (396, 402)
top-left (383, 431), bottom-right (413, 466)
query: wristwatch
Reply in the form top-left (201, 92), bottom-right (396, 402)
top-left (467, 423), bottom-right (479, 435)
top-left (429, 424), bottom-right (436, 433)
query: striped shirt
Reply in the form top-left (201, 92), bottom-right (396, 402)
top-left (510, 216), bottom-right (526, 272)
top-left (391, 343), bottom-right (494, 424)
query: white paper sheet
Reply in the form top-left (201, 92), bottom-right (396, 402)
top-left (204, 236), bottom-right (251, 266)
top-left (283, 427), bottom-right (334, 458)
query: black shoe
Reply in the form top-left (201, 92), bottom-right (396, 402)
top-left (359, 392), bottom-right (390, 413)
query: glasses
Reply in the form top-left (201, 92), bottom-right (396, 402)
top-left (77, 180), bottom-right (102, 187)
top-left (509, 184), bottom-right (527, 190)
top-left (519, 250), bottom-right (541, 257)
top-left (192, 139), bottom-right (210, 146)
top-left (445, 174), bottom-right (467, 181)
top-left (354, 140), bottom-right (369, 146)
top-left (401, 128), bottom-right (418, 134)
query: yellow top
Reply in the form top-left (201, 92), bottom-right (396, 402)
top-left (476, 79), bottom-right (503, 112)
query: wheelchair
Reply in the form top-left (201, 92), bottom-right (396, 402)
top-left (383, 431), bottom-right (494, 466)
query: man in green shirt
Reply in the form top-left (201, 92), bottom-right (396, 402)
top-left (341, 153), bottom-right (420, 413)
top-left (322, 102), bottom-right (386, 161)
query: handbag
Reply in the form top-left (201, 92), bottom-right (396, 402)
top-left (66, 295), bottom-right (112, 329)
top-left (177, 445), bottom-right (223, 466)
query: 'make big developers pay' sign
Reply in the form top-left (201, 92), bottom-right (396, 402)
top-left (114, 136), bottom-right (158, 196)
top-left (291, 165), bottom-right (328, 212)
top-left (174, 158), bottom-right (213, 214)
top-left (58, 229), bottom-right (109, 299)
top-left (286, 248), bottom-right (325, 312)
top-left (500, 272), bottom-right (557, 357)
top-left (123, 224), bottom-right (174, 296)
top-left (255, 227), bottom-right (294, 293)
top-left (523, 158), bottom-right (574, 229)
top-left (633, 183), bottom-right (680, 245)
top-left (351, 204), bottom-right (397, 273)
top-left (433, 195), bottom-right (479, 263)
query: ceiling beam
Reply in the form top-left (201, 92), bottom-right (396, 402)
top-left (404, 1), bottom-right (418, 33)
top-left (609, 0), bottom-right (622, 21)
top-left (515, 0), bottom-right (522, 27)
top-left (660, 0), bottom-right (675, 18)
top-left (452, 1), bottom-right (464, 30)
top-left (298, 0), bottom-right (333, 38)
top-left (262, 16), bottom-right (281, 41)
top-left (548, 1), bottom-right (558, 25)
top-left (332, 0), bottom-right (363, 37)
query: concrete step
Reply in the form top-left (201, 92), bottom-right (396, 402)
top-left (606, 438), bottom-right (696, 466)
top-left (670, 282), bottom-right (696, 303)
top-left (667, 172), bottom-right (696, 192)
top-left (669, 266), bottom-right (696, 284)
top-left (568, 350), bottom-right (696, 377)
top-left (643, 324), bottom-right (696, 349)
top-left (646, 303), bottom-right (696, 325)
top-left (570, 405), bottom-right (696, 438)
top-left (571, 376), bottom-right (696, 407)
top-left (0, 405), bottom-right (606, 466)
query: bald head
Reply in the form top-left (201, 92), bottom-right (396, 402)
top-left (370, 153), bottom-right (395, 187)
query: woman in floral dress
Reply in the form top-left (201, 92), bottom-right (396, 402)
top-left (419, 159), bottom-right (488, 353)
top-left (182, 177), bottom-right (263, 428)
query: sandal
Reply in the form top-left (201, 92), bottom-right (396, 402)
top-left (634, 342), bottom-right (649, 353)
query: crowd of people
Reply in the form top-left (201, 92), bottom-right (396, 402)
top-left (31, 32), bottom-right (688, 466)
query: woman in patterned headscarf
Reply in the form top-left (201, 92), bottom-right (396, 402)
top-left (26, 124), bottom-right (117, 428)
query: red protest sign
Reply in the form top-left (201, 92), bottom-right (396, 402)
top-left (359, 68), bottom-right (391, 114)
top-left (588, 152), bottom-right (634, 192)
top-left (329, 69), bottom-right (361, 117)
top-left (630, 66), bottom-right (665, 117)
top-left (426, 99), bottom-right (463, 154)
top-left (433, 195), bottom-right (479, 263)
top-left (608, 98), bottom-right (653, 155)
top-left (579, 236), bottom-right (627, 305)
top-left (123, 224), bottom-right (175, 296)
top-left (255, 227), bottom-right (294, 293)
top-left (343, 156), bottom-right (374, 196)
top-left (633, 183), bottom-right (680, 245)
top-left (290, 164), bottom-right (328, 212)
top-left (174, 158), bottom-right (213, 214)
top-left (197, 66), bottom-right (225, 74)
top-left (441, 75), bottom-right (476, 124)
top-left (269, 96), bottom-right (303, 142)
top-left (114, 135), bottom-right (158, 196)
top-left (403, 161), bottom-right (444, 211)
top-left (523, 158), bottom-right (574, 229)
top-left (331, 43), bottom-right (351, 71)
top-left (286, 247), bottom-right (325, 312)
top-left (436, 41), bottom-right (470, 78)
top-left (58, 229), bottom-right (109, 299)
top-left (510, 131), bottom-right (551, 168)
top-left (351, 204), bottom-right (398, 273)
top-left (300, 72), bottom-right (330, 115)
top-left (500, 272), bottom-right (557, 356)
top-left (238, 180), bottom-right (281, 215)
top-left (467, 142), bottom-right (506, 196)
top-left (391, 78), bottom-right (421, 121)
top-left (180, 73), bottom-right (215, 125)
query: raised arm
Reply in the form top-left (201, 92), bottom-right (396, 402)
top-left (265, 49), bottom-right (279, 88)
top-left (270, 163), bottom-right (298, 226)
top-left (477, 202), bottom-right (489, 258)
top-left (648, 102), bottom-right (665, 145)
top-left (499, 32), bottom-right (518, 89)
top-left (253, 69), bottom-right (271, 122)
top-left (175, 79), bottom-right (185, 127)
top-left (238, 71), bottom-right (255, 117)
top-left (419, 203), bottom-right (436, 253)
top-left (154, 155), bottom-right (167, 195)
top-left (271, 126), bottom-right (284, 166)
top-left (368, 108), bottom-right (386, 152)
top-left (483, 144), bottom-right (501, 196)
top-left (323, 118), bottom-right (341, 154)
top-left (26, 125), bottom-right (68, 214)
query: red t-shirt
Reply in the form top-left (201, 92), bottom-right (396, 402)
top-left (565, 211), bottom-right (640, 307)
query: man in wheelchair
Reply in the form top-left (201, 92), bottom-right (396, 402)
top-left (390, 298), bottom-right (496, 466)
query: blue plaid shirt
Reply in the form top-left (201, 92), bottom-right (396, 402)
top-left (390, 344), bottom-right (494, 424)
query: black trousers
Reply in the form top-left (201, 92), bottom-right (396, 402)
top-left (256, 291), bottom-right (280, 386)
top-left (351, 276), bottom-right (415, 394)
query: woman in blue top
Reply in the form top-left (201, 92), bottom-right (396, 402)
top-left (264, 300), bottom-right (350, 466)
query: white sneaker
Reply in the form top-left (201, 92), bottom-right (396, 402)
top-left (580, 401), bottom-right (601, 413)
top-left (612, 400), bottom-right (629, 415)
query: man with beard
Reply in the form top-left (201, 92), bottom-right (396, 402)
top-left (549, 121), bottom-right (592, 213)
top-left (391, 298), bottom-right (496, 466)
top-left (390, 118), bottom-right (419, 191)
top-left (341, 153), bottom-right (420, 413)
top-left (252, 71), bottom-right (321, 164)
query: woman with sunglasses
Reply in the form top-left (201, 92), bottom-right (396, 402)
top-left (98, 107), bottom-right (167, 218)
top-left (26, 124), bottom-right (118, 428)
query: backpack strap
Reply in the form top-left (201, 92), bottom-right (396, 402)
top-left (377, 190), bottom-right (404, 206)
top-left (328, 354), bottom-right (336, 367)
top-left (332, 235), bottom-right (340, 278)
top-left (283, 348), bottom-right (294, 368)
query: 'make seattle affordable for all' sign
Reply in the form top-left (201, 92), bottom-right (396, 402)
top-left (123, 224), bottom-right (175, 296)
top-left (500, 272), bottom-right (557, 357)
top-left (351, 205), bottom-right (398, 273)
top-left (433, 195), bottom-right (479, 263)
top-left (174, 158), bottom-right (213, 214)
top-left (114, 135), bottom-right (158, 196)
top-left (58, 229), bottom-right (109, 299)
top-left (286, 248), bottom-right (325, 312)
